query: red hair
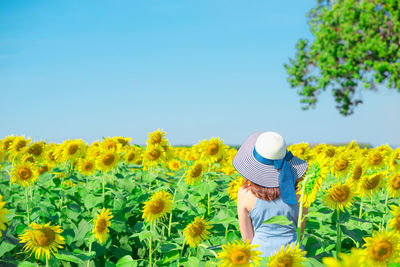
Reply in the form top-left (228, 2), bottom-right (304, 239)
top-left (242, 178), bottom-right (302, 201)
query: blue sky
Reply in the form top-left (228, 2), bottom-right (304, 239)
top-left (1, 0), bottom-right (399, 147)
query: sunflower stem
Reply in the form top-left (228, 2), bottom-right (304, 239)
top-left (297, 173), bottom-right (310, 242)
top-left (102, 175), bottom-right (105, 207)
top-left (380, 190), bottom-right (390, 231)
top-left (336, 210), bottom-right (341, 258)
top-left (86, 241), bottom-right (93, 267)
top-left (168, 174), bottom-right (185, 237)
top-left (25, 186), bottom-right (30, 225)
top-left (358, 198), bottom-right (363, 225)
top-left (149, 223), bottom-right (153, 267)
top-left (46, 256), bottom-right (49, 267)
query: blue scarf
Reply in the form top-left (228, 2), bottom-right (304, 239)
top-left (252, 148), bottom-right (297, 205)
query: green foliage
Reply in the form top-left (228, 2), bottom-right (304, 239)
top-left (285, 0), bottom-right (400, 115)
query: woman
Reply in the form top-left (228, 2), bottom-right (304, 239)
top-left (232, 131), bottom-right (308, 258)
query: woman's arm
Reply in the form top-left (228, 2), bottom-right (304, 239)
top-left (237, 187), bottom-right (255, 243)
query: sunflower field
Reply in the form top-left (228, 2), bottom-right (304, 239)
top-left (0, 130), bottom-right (399, 266)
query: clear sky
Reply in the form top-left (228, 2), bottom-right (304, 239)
top-left (1, 0), bottom-right (399, 147)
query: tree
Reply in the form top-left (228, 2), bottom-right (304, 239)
top-left (285, 0), bottom-right (400, 116)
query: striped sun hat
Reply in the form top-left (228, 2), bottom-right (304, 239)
top-left (232, 131), bottom-right (308, 189)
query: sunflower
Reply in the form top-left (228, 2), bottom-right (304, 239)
top-left (124, 146), bottom-right (140, 164)
top-left (38, 164), bottom-right (49, 175)
top-left (389, 148), bottom-right (400, 172)
top-left (96, 149), bottom-right (119, 172)
top-left (268, 242), bottom-right (306, 267)
top-left (60, 139), bottom-right (87, 162)
top-left (146, 129), bottom-right (169, 147)
top-left (10, 162), bottom-right (39, 187)
top-left (23, 141), bottom-right (47, 162)
top-left (101, 137), bottom-right (118, 150)
top-left (92, 208), bottom-right (113, 244)
top-left (362, 230), bottom-right (400, 266)
top-left (331, 152), bottom-right (353, 178)
top-left (185, 161), bottom-right (207, 185)
top-left (217, 240), bottom-right (262, 267)
top-left (167, 159), bottom-right (181, 171)
top-left (347, 159), bottom-right (365, 185)
top-left (141, 190), bottom-right (173, 224)
top-left (77, 157), bottom-right (96, 176)
top-left (43, 143), bottom-right (60, 167)
top-left (357, 172), bottom-right (385, 198)
top-left (0, 135), bottom-right (15, 152)
top-left (228, 176), bottom-right (245, 202)
top-left (19, 222), bottom-right (65, 260)
top-left (0, 149), bottom-right (6, 164)
top-left (112, 136), bottom-right (131, 148)
top-left (197, 137), bottom-right (226, 163)
top-left (322, 247), bottom-right (364, 267)
top-left (299, 159), bottom-right (330, 208)
top-left (9, 135), bottom-right (31, 160)
top-left (366, 149), bottom-right (387, 170)
top-left (387, 172), bottom-right (400, 198)
top-left (288, 142), bottom-right (312, 161)
top-left (183, 216), bottom-right (213, 248)
top-left (143, 144), bottom-right (166, 170)
top-left (322, 182), bottom-right (355, 212)
top-left (388, 205), bottom-right (400, 232)
top-left (0, 195), bottom-right (9, 237)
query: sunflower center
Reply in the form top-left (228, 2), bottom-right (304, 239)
top-left (16, 140), bottom-right (27, 151)
top-left (149, 199), bottom-right (165, 214)
top-left (330, 185), bottom-right (350, 202)
top-left (336, 159), bottom-right (348, 171)
top-left (18, 167), bottom-right (32, 180)
top-left (25, 156), bottom-right (35, 163)
top-left (371, 241), bottom-right (392, 260)
top-left (351, 165), bottom-right (362, 181)
top-left (230, 250), bottom-right (249, 265)
top-left (191, 165), bottom-right (203, 178)
top-left (127, 152), bottom-right (135, 161)
top-left (34, 228), bottom-right (56, 247)
top-left (39, 165), bottom-right (48, 175)
top-left (102, 154), bottom-right (115, 166)
top-left (105, 142), bottom-right (117, 150)
top-left (189, 222), bottom-right (204, 237)
top-left (364, 175), bottom-right (380, 190)
top-left (152, 134), bottom-right (162, 144)
top-left (29, 144), bottom-right (43, 156)
top-left (4, 140), bottom-right (12, 150)
top-left (277, 255), bottom-right (293, 267)
top-left (370, 153), bottom-right (383, 166)
top-left (207, 144), bottom-right (219, 156)
top-left (84, 162), bottom-right (93, 171)
top-left (172, 162), bottom-right (179, 168)
top-left (96, 218), bottom-right (107, 233)
top-left (149, 149), bottom-right (161, 161)
top-left (48, 151), bottom-right (56, 161)
top-left (68, 144), bottom-right (78, 155)
top-left (391, 175), bottom-right (400, 190)
top-left (326, 148), bottom-right (335, 157)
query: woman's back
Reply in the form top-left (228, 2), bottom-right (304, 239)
top-left (249, 195), bottom-right (300, 258)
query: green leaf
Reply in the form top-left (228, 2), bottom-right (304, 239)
top-left (138, 230), bottom-right (151, 242)
top-left (116, 255), bottom-right (137, 267)
top-left (303, 257), bottom-right (326, 267)
top-left (162, 250), bottom-right (180, 264)
top-left (55, 252), bottom-right (84, 264)
top-left (83, 194), bottom-right (103, 210)
top-left (17, 262), bottom-right (39, 267)
top-left (0, 240), bottom-right (16, 257)
top-left (262, 215), bottom-right (295, 226)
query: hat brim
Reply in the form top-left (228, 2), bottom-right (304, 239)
top-left (232, 132), bottom-right (308, 187)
